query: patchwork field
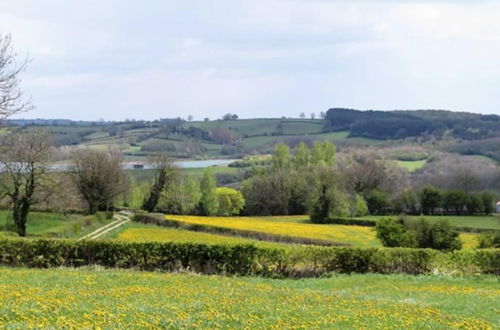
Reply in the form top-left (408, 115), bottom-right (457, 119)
top-left (110, 223), bottom-right (295, 249)
top-left (0, 267), bottom-right (497, 328)
top-left (162, 215), bottom-right (479, 248)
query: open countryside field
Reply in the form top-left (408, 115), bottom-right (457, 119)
top-left (163, 215), bottom-right (479, 248)
top-left (0, 211), bottom-right (114, 238)
top-left (108, 222), bottom-right (298, 249)
top-left (0, 267), bottom-right (497, 328)
top-left (361, 215), bottom-right (500, 231)
top-left (396, 159), bottom-right (428, 172)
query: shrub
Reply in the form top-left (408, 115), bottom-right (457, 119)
top-left (375, 217), bottom-right (415, 247)
top-left (477, 232), bottom-right (500, 248)
top-left (413, 219), bottom-right (462, 251)
top-left (366, 190), bottom-right (389, 215)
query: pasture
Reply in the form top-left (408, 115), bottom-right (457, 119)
top-left (0, 267), bottom-right (497, 328)
top-left (362, 214), bottom-right (500, 231)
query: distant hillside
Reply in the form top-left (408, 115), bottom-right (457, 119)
top-left (325, 108), bottom-right (500, 140)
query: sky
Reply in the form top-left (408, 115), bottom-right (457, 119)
top-left (1, 0), bottom-right (500, 121)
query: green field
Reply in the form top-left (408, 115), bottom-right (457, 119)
top-left (0, 267), bottom-right (497, 328)
top-left (0, 211), bottom-right (113, 238)
top-left (361, 215), bottom-right (500, 231)
top-left (397, 159), bottom-right (428, 171)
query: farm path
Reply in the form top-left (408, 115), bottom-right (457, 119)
top-left (78, 211), bottom-right (132, 240)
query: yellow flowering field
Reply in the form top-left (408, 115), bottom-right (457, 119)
top-left (166, 215), bottom-right (381, 247)
top-left (117, 226), bottom-right (293, 249)
top-left (0, 267), bottom-right (497, 329)
top-left (164, 215), bottom-right (478, 248)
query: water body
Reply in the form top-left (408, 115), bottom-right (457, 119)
top-left (45, 159), bottom-right (237, 172)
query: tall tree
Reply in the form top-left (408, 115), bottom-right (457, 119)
top-left (71, 149), bottom-right (128, 213)
top-left (271, 143), bottom-right (291, 171)
top-left (142, 154), bottom-right (179, 212)
top-left (0, 34), bottom-right (33, 119)
top-left (0, 130), bottom-right (52, 236)
top-left (199, 168), bottom-right (218, 216)
top-left (292, 142), bottom-right (310, 169)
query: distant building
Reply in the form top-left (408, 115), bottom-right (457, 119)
top-left (133, 162), bottom-right (144, 169)
top-left (496, 202), bottom-right (500, 213)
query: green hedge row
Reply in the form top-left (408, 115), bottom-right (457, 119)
top-left (0, 238), bottom-right (498, 276)
top-left (313, 217), bottom-right (377, 227)
top-left (138, 214), bottom-right (346, 247)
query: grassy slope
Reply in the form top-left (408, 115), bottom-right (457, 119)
top-left (0, 211), bottom-right (114, 238)
top-left (396, 159), bottom-right (427, 171)
top-left (0, 267), bottom-right (497, 328)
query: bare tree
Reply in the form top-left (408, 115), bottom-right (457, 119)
top-left (70, 149), bottom-right (128, 213)
top-left (142, 153), bottom-right (179, 212)
top-left (310, 112), bottom-right (316, 120)
top-left (0, 130), bottom-right (52, 236)
top-left (0, 34), bottom-right (33, 120)
top-left (299, 112), bottom-right (305, 119)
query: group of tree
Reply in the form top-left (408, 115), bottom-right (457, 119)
top-left (375, 217), bottom-right (462, 251)
top-left (368, 186), bottom-right (495, 216)
top-left (324, 108), bottom-right (500, 140)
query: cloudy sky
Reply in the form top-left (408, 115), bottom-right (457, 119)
top-left (1, 0), bottom-right (500, 120)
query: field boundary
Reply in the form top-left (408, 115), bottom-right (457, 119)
top-left (135, 214), bottom-right (348, 247)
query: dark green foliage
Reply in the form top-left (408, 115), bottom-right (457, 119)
top-left (477, 232), bottom-right (500, 248)
top-left (442, 190), bottom-right (466, 215)
top-left (481, 191), bottom-right (495, 215)
top-left (366, 190), bottom-right (389, 215)
top-left (413, 219), bottom-right (462, 251)
top-left (465, 193), bottom-right (483, 215)
top-left (420, 186), bottom-right (442, 215)
top-left (375, 218), bottom-right (415, 247)
top-left (0, 238), bottom-right (497, 276)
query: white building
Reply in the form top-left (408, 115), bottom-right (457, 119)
top-left (496, 201), bottom-right (500, 213)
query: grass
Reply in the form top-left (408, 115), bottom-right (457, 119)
top-left (361, 215), bottom-right (500, 231)
top-left (0, 267), bottom-right (497, 328)
top-left (109, 222), bottom-right (297, 249)
top-left (0, 211), bottom-right (114, 238)
top-left (397, 159), bottom-right (427, 171)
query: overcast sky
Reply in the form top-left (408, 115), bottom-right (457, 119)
top-left (1, 0), bottom-right (500, 120)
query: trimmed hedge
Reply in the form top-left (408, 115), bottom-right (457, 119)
top-left (0, 238), bottom-right (498, 277)
top-left (313, 217), bottom-right (377, 227)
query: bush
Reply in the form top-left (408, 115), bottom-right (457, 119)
top-left (477, 232), bottom-right (500, 248)
top-left (366, 190), bottom-right (389, 215)
top-left (215, 187), bottom-right (245, 216)
top-left (0, 238), bottom-right (497, 276)
top-left (376, 217), bottom-right (462, 251)
top-left (375, 217), bottom-right (415, 247)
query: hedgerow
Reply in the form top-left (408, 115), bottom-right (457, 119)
top-left (0, 238), bottom-right (498, 277)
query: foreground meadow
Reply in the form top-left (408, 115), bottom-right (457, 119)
top-left (0, 267), bottom-right (498, 329)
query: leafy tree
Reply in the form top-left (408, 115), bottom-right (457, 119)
top-left (142, 154), bottom-right (179, 212)
top-left (481, 191), bottom-right (495, 215)
top-left (71, 149), bottom-right (128, 214)
top-left (215, 187), bottom-right (245, 216)
top-left (465, 193), bottom-right (483, 215)
top-left (366, 190), bottom-right (388, 215)
top-left (271, 143), bottom-right (291, 171)
top-left (0, 130), bottom-right (52, 236)
top-left (309, 167), bottom-right (348, 222)
top-left (442, 190), bottom-right (466, 215)
top-left (199, 168), bottom-right (218, 216)
top-left (292, 142), bottom-right (310, 169)
top-left (420, 186), bottom-right (442, 215)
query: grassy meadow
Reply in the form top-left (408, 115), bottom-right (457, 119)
top-left (0, 267), bottom-right (497, 328)
top-left (361, 214), bottom-right (500, 231)
top-left (0, 210), bottom-right (114, 238)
